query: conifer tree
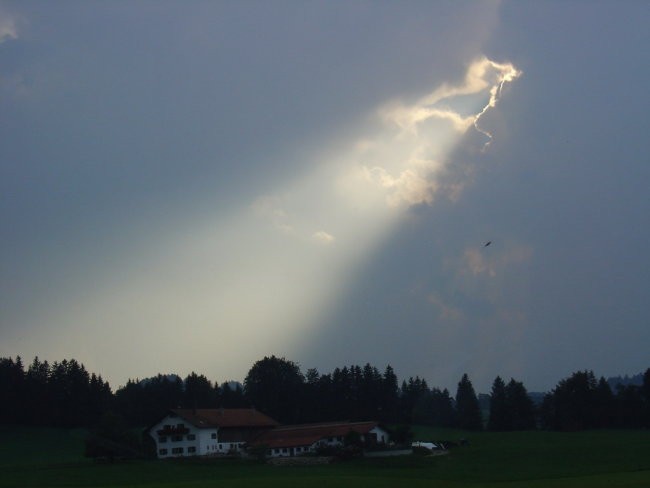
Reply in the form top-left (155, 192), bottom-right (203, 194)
top-left (505, 379), bottom-right (535, 430)
top-left (455, 373), bottom-right (482, 430)
top-left (487, 376), bottom-right (508, 431)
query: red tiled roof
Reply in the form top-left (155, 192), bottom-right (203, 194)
top-left (253, 421), bottom-right (379, 449)
top-left (170, 408), bottom-right (279, 429)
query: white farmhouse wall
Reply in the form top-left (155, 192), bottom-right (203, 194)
top-left (196, 427), bottom-right (220, 456)
top-left (150, 415), bottom-right (219, 459)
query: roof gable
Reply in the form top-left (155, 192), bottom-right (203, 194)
top-left (163, 408), bottom-right (279, 429)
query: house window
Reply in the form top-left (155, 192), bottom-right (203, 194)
top-left (328, 437), bottom-right (333, 442)
top-left (219, 444), bottom-right (223, 450)
top-left (159, 449), bottom-right (168, 455)
top-left (172, 447), bottom-right (184, 454)
top-left (177, 423), bottom-right (185, 429)
top-left (188, 446), bottom-right (196, 453)
top-left (211, 433), bottom-right (217, 439)
top-left (172, 435), bottom-right (183, 442)
top-left (187, 434), bottom-right (196, 440)
top-left (282, 448), bottom-right (288, 453)
top-left (159, 436), bottom-right (167, 443)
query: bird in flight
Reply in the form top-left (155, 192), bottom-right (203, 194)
top-left (484, 241), bottom-right (492, 247)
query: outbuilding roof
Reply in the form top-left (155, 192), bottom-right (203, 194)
top-left (253, 421), bottom-right (380, 449)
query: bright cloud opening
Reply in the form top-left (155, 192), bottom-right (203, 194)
top-left (347, 57), bottom-right (521, 208)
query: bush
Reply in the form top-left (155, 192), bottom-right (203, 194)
top-left (84, 412), bottom-right (145, 462)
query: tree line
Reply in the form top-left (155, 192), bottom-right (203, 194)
top-left (0, 357), bottom-right (112, 427)
top-left (539, 370), bottom-right (650, 430)
top-left (1, 355), bottom-right (649, 431)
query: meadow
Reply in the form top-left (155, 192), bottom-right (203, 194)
top-left (1, 425), bottom-right (649, 488)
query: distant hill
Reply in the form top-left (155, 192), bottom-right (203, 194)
top-left (528, 392), bottom-right (546, 406)
top-left (478, 393), bottom-right (491, 411)
top-left (607, 372), bottom-right (644, 391)
top-left (136, 375), bottom-right (243, 392)
top-left (223, 380), bottom-right (243, 390)
top-left (139, 374), bottom-right (182, 385)
top-left (478, 391), bottom-right (548, 407)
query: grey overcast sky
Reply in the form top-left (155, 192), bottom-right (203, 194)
top-left (1, 1), bottom-right (648, 392)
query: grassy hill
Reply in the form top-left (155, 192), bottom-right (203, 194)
top-left (1, 425), bottom-right (649, 487)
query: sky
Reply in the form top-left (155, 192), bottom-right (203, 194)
top-left (1, 1), bottom-right (649, 393)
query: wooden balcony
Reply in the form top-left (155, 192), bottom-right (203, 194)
top-left (157, 426), bottom-right (190, 436)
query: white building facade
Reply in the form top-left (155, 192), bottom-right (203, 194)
top-left (147, 409), bottom-right (278, 459)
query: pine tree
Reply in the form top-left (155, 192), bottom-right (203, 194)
top-left (455, 373), bottom-right (482, 431)
top-left (0, 357), bottom-right (25, 423)
top-left (400, 376), bottom-right (429, 424)
top-left (431, 388), bottom-right (455, 427)
top-left (505, 379), bottom-right (535, 430)
top-left (380, 365), bottom-right (399, 423)
top-left (487, 376), bottom-right (508, 431)
top-left (543, 370), bottom-right (598, 430)
top-left (25, 357), bottom-right (51, 425)
top-left (642, 368), bottom-right (650, 428)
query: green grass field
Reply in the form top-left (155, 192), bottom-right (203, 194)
top-left (1, 425), bottom-right (649, 487)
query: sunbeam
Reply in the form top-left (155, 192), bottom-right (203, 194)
top-left (8, 57), bottom-right (520, 383)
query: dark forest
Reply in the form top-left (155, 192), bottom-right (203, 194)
top-left (1, 355), bottom-right (648, 432)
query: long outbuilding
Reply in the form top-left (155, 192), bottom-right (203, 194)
top-left (250, 421), bottom-right (389, 458)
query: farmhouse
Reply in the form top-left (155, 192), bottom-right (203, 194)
top-left (147, 408), bottom-right (278, 459)
top-left (252, 421), bottom-right (390, 458)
